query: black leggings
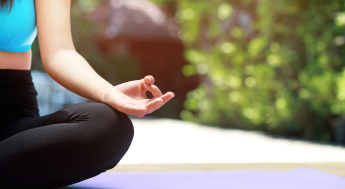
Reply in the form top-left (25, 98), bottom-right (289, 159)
top-left (0, 70), bottom-right (134, 189)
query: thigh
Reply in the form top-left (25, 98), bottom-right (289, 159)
top-left (0, 102), bottom-right (119, 141)
top-left (0, 102), bottom-right (81, 142)
top-left (0, 114), bottom-right (51, 142)
top-left (0, 102), bottom-right (134, 188)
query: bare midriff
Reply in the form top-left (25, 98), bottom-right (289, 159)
top-left (0, 50), bottom-right (32, 70)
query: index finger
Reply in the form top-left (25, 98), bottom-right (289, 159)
top-left (144, 83), bottom-right (163, 98)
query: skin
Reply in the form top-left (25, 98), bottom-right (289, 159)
top-left (0, 0), bottom-right (174, 118)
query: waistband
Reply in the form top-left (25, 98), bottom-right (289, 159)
top-left (0, 69), bottom-right (31, 77)
top-left (0, 69), bottom-right (39, 126)
top-left (0, 69), bottom-right (32, 82)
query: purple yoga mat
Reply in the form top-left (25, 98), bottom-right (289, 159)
top-left (64, 168), bottom-right (345, 189)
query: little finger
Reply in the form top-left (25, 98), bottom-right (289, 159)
top-left (123, 104), bottom-right (147, 116)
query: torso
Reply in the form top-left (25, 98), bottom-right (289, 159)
top-left (0, 50), bottom-right (32, 70)
top-left (0, 0), bottom-right (36, 70)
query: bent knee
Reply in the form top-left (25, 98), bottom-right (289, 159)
top-left (85, 104), bottom-right (134, 167)
top-left (64, 103), bottom-right (133, 131)
top-left (85, 103), bottom-right (134, 152)
top-left (59, 103), bottom-right (134, 151)
top-left (88, 103), bottom-right (133, 134)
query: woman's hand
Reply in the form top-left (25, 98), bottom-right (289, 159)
top-left (102, 76), bottom-right (175, 117)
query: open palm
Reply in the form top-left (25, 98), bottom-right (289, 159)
top-left (103, 76), bottom-right (175, 117)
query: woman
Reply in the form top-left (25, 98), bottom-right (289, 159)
top-left (0, 0), bottom-right (175, 188)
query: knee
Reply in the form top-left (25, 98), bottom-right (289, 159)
top-left (63, 103), bottom-right (134, 160)
top-left (87, 103), bottom-right (134, 157)
top-left (91, 103), bottom-right (134, 137)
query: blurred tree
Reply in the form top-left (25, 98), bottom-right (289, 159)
top-left (151, 0), bottom-right (345, 142)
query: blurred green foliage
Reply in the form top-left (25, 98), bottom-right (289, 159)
top-left (152, 0), bottom-right (345, 142)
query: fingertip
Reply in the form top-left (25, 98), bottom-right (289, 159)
top-left (144, 77), bottom-right (150, 85)
top-left (167, 92), bottom-right (175, 97)
top-left (149, 75), bottom-right (155, 84)
top-left (144, 75), bottom-right (155, 85)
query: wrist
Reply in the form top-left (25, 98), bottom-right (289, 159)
top-left (99, 84), bottom-right (114, 104)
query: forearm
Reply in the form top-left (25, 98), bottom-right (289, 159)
top-left (43, 49), bottom-right (113, 103)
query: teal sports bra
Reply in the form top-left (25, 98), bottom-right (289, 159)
top-left (0, 0), bottom-right (37, 53)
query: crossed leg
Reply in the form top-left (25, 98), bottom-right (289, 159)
top-left (0, 103), bottom-right (134, 189)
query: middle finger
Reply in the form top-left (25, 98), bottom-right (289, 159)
top-left (148, 92), bottom-right (175, 113)
top-left (145, 98), bottom-right (164, 113)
